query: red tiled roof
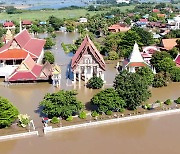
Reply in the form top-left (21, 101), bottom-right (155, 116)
top-left (162, 38), bottom-right (179, 50)
top-left (22, 20), bottom-right (32, 25)
top-left (32, 65), bottom-right (43, 76)
top-left (139, 19), bottom-right (148, 22)
top-left (3, 22), bottom-right (14, 27)
top-left (8, 71), bottom-right (36, 81)
top-left (8, 55), bottom-right (50, 81)
top-left (0, 49), bottom-right (29, 60)
top-left (157, 14), bottom-right (165, 18)
top-left (153, 9), bottom-right (160, 13)
top-left (24, 38), bottom-right (45, 57)
top-left (15, 30), bottom-right (31, 47)
top-left (0, 29), bottom-right (45, 60)
top-left (71, 36), bottom-right (105, 71)
top-left (127, 62), bottom-right (148, 67)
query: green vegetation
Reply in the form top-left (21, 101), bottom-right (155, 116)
top-left (79, 111), bottom-right (87, 119)
top-left (108, 51), bottom-right (119, 60)
top-left (0, 96), bottom-right (19, 128)
top-left (153, 72), bottom-right (171, 88)
top-left (136, 67), bottom-right (154, 86)
top-left (44, 37), bottom-right (55, 49)
top-left (106, 110), bottom-right (113, 115)
top-left (0, 9), bottom-right (105, 21)
top-left (169, 67), bottom-right (180, 82)
top-left (40, 90), bottom-right (84, 119)
top-left (175, 97), bottom-right (180, 104)
top-left (113, 71), bottom-right (151, 110)
top-left (91, 88), bottom-right (125, 113)
top-left (87, 76), bottom-right (104, 89)
top-left (66, 116), bottom-right (73, 121)
top-left (142, 104), bottom-right (151, 110)
top-left (164, 99), bottom-right (172, 105)
top-left (51, 117), bottom-right (60, 124)
top-left (44, 51), bottom-right (55, 64)
top-left (91, 111), bottom-right (99, 117)
top-left (18, 114), bottom-right (30, 128)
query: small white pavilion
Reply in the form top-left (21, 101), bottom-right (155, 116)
top-left (122, 42), bottom-right (152, 73)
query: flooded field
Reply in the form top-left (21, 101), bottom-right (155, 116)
top-left (0, 32), bottom-right (179, 153)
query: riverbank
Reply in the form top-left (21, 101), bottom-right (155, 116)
top-left (44, 108), bottom-right (180, 135)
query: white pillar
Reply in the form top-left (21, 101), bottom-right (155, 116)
top-left (84, 66), bottom-right (87, 83)
top-left (73, 71), bottom-right (76, 83)
top-left (90, 66), bottom-right (93, 78)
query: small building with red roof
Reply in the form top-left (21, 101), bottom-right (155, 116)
top-left (122, 43), bottom-right (152, 73)
top-left (0, 29), bottom-right (45, 77)
top-left (161, 38), bottom-right (179, 50)
top-left (141, 46), bottom-right (160, 64)
top-left (153, 9), bottom-right (160, 13)
top-left (71, 36), bottom-right (106, 83)
top-left (6, 55), bottom-right (53, 82)
top-left (175, 54), bottom-right (180, 67)
top-left (3, 21), bottom-right (15, 29)
top-left (108, 23), bottom-right (131, 33)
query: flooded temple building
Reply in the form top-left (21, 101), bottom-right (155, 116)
top-left (0, 29), bottom-right (45, 77)
top-left (71, 36), bottom-right (106, 84)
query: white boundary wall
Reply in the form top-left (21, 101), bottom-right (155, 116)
top-left (0, 131), bottom-right (39, 141)
top-left (44, 109), bottom-right (180, 134)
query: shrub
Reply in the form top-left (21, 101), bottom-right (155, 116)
top-left (44, 51), bottom-right (55, 64)
top-left (87, 76), bottom-right (104, 89)
top-left (18, 114), bottom-right (30, 128)
top-left (155, 100), bottom-right (161, 104)
top-left (175, 97), bottom-right (180, 104)
top-left (44, 37), bottom-right (55, 49)
top-left (0, 96), bottom-right (19, 128)
top-left (91, 111), bottom-right (99, 117)
top-left (66, 116), bottom-right (73, 121)
top-left (164, 99), bottom-right (172, 105)
top-left (108, 51), bottom-right (119, 60)
top-left (106, 110), bottom-right (112, 115)
top-left (142, 104), bottom-right (151, 110)
top-left (79, 111), bottom-right (87, 119)
top-left (51, 117), bottom-right (60, 124)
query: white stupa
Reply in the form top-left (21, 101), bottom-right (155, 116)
top-left (123, 42), bottom-right (151, 73)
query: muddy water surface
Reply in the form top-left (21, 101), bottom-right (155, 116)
top-left (0, 32), bottom-right (180, 153)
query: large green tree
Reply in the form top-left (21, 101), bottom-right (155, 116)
top-left (152, 72), bottom-right (171, 88)
top-left (156, 57), bottom-right (176, 73)
top-left (113, 71), bottom-right (151, 110)
top-left (44, 37), bottom-right (55, 49)
top-left (0, 96), bottom-right (19, 128)
top-left (150, 51), bottom-right (172, 72)
top-left (169, 67), bottom-right (180, 82)
top-left (136, 67), bottom-right (154, 86)
top-left (44, 51), bottom-right (55, 64)
top-left (91, 88), bottom-right (125, 113)
top-left (131, 27), bottom-right (154, 46)
top-left (40, 90), bottom-right (84, 118)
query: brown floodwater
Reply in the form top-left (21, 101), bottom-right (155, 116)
top-left (1, 113), bottom-right (180, 154)
top-left (0, 32), bottom-right (180, 153)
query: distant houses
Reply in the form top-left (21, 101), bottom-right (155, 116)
top-left (161, 38), bottom-right (179, 50)
top-left (116, 0), bottom-right (130, 4)
top-left (108, 23), bottom-right (131, 33)
top-left (71, 36), bottom-right (106, 84)
top-left (3, 21), bottom-right (15, 29)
